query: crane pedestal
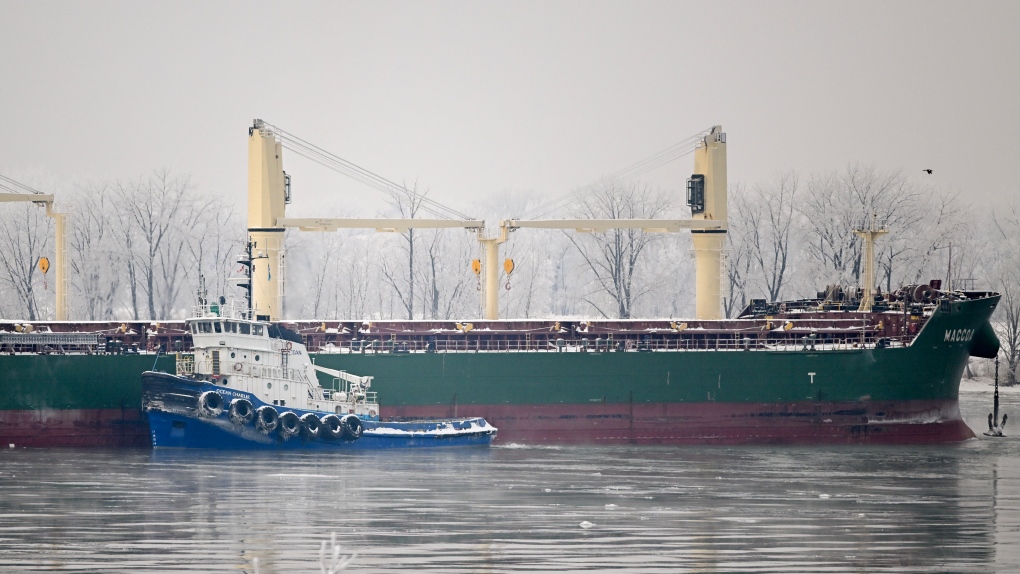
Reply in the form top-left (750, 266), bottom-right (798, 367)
top-left (692, 231), bottom-right (724, 321)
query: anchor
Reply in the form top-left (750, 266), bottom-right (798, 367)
top-left (984, 357), bottom-right (1008, 437)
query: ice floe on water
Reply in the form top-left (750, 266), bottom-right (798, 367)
top-left (494, 442), bottom-right (563, 450)
top-left (363, 419), bottom-right (496, 436)
top-left (254, 532), bottom-right (355, 574)
top-left (349, 487), bottom-right (431, 492)
top-left (266, 473), bottom-right (333, 479)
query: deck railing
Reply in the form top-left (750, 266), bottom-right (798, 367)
top-left (315, 331), bottom-right (910, 354)
top-left (176, 353), bottom-right (195, 375)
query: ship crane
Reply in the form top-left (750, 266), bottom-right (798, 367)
top-left (0, 175), bottom-right (69, 320)
top-left (246, 121), bottom-right (727, 322)
top-left (245, 120), bottom-right (483, 321)
top-left (492, 126), bottom-right (729, 321)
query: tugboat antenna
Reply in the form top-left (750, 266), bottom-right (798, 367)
top-left (198, 275), bottom-right (209, 306)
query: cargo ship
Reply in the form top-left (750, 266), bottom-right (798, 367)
top-left (0, 286), bottom-right (1000, 446)
top-left (0, 123), bottom-right (1002, 446)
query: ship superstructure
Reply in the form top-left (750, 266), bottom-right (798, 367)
top-left (156, 301), bottom-right (377, 420)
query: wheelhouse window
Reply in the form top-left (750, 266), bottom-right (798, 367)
top-left (190, 323), bottom-right (198, 334)
top-left (199, 322), bottom-right (212, 333)
top-left (239, 323), bottom-right (251, 335)
top-left (214, 322), bottom-right (222, 333)
top-left (253, 325), bottom-right (264, 337)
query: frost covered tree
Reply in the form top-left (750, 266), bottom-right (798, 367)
top-left (379, 184), bottom-right (427, 320)
top-left (0, 203), bottom-right (52, 320)
top-left (306, 232), bottom-right (344, 319)
top-left (992, 200), bottom-right (1020, 385)
top-left (185, 196), bottom-right (243, 308)
top-left (114, 171), bottom-right (196, 320)
top-left (745, 172), bottom-right (798, 302)
top-left (337, 236), bottom-right (376, 319)
top-left (417, 229), bottom-right (474, 319)
top-left (726, 166), bottom-right (978, 307)
top-left (68, 182), bottom-right (122, 320)
top-left (875, 187), bottom-right (967, 290)
top-left (2, 162), bottom-right (1014, 326)
top-left (566, 177), bottom-right (674, 319)
top-left (724, 184), bottom-right (753, 317)
top-left (798, 165), bottom-right (921, 289)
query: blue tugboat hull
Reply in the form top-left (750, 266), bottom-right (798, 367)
top-left (146, 410), bottom-right (496, 450)
top-left (142, 372), bottom-right (496, 450)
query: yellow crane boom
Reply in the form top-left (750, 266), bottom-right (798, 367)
top-left (276, 217), bottom-right (482, 232)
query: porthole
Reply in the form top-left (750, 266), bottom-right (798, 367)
top-left (222, 377), bottom-right (229, 385)
top-left (255, 354), bottom-right (260, 361)
top-left (230, 352), bottom-right (236, 359)
top-left (267, 382), bottom-right (272, 389)
top-left (283, 384), bottom-right (289, 391)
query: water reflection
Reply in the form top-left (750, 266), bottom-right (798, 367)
top-left (0, 392), bottom-right (1017, 573)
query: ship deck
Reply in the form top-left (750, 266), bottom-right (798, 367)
top-left (0, 291), bottom-right (997, 357)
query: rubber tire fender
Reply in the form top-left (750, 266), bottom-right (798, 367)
top-left (299, 413), bottom-right (321, 438)
top-left (228, 398), bottom-right (254, 425)
top-left (340, 414), bottom-right (363, 440)
top-left (278, 411), bottom-right (300, 438)
top-left (255, 405), bottom-right (279, 434)
top-left (320, 414), bottom-right (343, 440)
top-left (197, 391), bottom-right (224, 418)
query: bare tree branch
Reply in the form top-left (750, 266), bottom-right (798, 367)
top-left (566, 177), bottom-right (673, 318)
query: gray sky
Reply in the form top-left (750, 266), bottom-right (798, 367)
top-left (2, 0), bottom-right (1017, 219)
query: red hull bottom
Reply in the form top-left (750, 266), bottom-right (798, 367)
top-left (0, 409), bottom-right (149, 448)
top-left (387, 398), bottom-right (976, 445)
top-left (0, 399), bottom-right (975, 447)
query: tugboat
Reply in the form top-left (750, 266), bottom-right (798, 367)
top-left (141, 300), bottom-right (496, 450)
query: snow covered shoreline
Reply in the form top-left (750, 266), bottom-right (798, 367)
top-left (959, 377), bottom-right (1020, 394)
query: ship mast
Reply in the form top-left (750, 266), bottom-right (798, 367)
top-left (853, 213), bottom-right (889, 312)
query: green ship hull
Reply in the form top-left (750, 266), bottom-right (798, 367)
top-left (0, 295), bottom-right (1000, 446)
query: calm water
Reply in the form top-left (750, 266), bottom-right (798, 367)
top-left (1, 391), bottom-right (1019, 573)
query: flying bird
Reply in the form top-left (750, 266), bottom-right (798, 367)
top-left (923, 169), bottom-right (933, 174)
